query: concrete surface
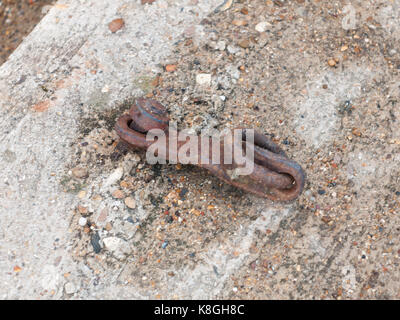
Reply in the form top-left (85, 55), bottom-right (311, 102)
top-left (0, 0), bottom-right (399, 299)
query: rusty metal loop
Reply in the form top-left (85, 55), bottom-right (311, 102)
top-left (115, 98), bottom-right (305, 201)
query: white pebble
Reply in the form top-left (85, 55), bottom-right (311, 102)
top-left (216, 40), bottom-right (226, 51)
top-left (227, 45), bottom-right (239, 55)
top-left (78, 217), bottom-right (87, 226)
top-left (196, 73), bottom-right (212, 86)
top-left (255, 21), bottom-right (270, 33)
top-left (103, 237), bottom-right (122, 252)
top-left (64, 282), bottom-right (76, 294)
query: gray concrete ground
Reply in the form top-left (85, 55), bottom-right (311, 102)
top-left (0, 0), bottom-right (399, 299)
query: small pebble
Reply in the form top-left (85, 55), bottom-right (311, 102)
top-left (255, 21), bottom-right (270, 33)
top-left (13, 266), bottom-right (22, 273)
top-left (232, 20), bottom-right (248, 26)
top-left (227, 45), bottom-right (239, 55)
top-left (101, 85), bottom-right (109, 93)
top-left (124, 196), bottom-right (136, 209)
top-left (90, 232), bottom-right (101, 253)
top-left (196, 73), bottom-right (211, 86)
top-left (77, 190), bottom-right (86, 199)
top-left (78, 217), bottom-right (87, 227)
top-left (165, 64), bottom-right (177, 72)
top-left (112, 189), bottom-right (125, 199)
top-left (240, 7), bottom-right (249, 15)
top-left (216, 40), bottom-right (226, 51)
top-left (108, 18), bottom-right (124, 33)
top-left (71, 167), bottom-right (88, 179)
top-left (103, 237), bottom-right (123, 252)
top-left (321, 216), bottom-right (331, 224)
top-left (328, 59), bottom-right (337, 67)
top-left (352, 127), bottom-right (362, 137)
top-left (77, 205), bottom-right (88, 215)
top-left (64, 282), bottom-right (76, 295)
top-left (92, 194), bottom-right (102, 201)
top-left (238, 39), bottom-right (250, 48)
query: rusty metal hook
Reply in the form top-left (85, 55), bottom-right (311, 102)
top-left (115, 98), bottom-right (305, 201)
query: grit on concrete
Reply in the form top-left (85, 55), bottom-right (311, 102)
top-left (0, 0), bottom-right (399, 299)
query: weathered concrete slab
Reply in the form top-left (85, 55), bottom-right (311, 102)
top-left (0, 0), bottom-right (222, 299)
top-left (1, 0), bottom-right (400, 300)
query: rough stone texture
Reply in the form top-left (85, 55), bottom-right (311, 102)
top-left (0, 0), bottom-right (221, 299)
top-left (1, 0), bottom-right (400, 300)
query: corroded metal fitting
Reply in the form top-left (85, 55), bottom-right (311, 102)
top-left (115, 98), bottom-right (305, 201)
